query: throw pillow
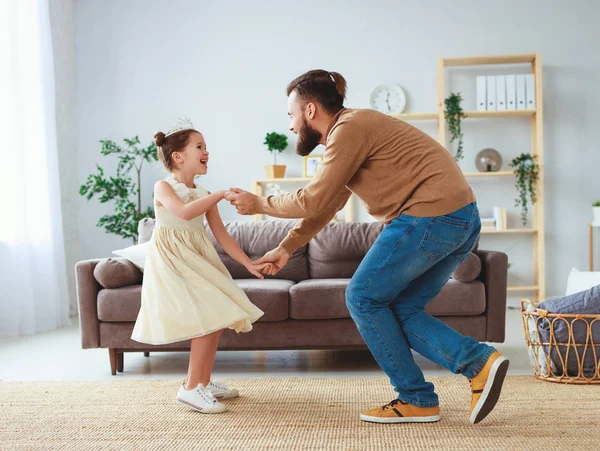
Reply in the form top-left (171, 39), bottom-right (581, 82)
top-left (112, 241), bottom-right (150, 270)
top-left (565, 268), bottom-right (600, 295)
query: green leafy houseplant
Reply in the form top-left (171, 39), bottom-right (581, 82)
top-left (80, 136), bottom-right (158, 243)
top-left (264, 132), bottom-right (288, 165)
top-left (593, 201), bottom-right (600, 207)
top-left (509, 153), bottom-right (539, 225)
top-left (444, 93), bottom-right (466, 162)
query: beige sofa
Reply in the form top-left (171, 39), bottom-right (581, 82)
top-left (75, 220), bottom-right (508, 375)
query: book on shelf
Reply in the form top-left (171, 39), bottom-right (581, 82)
top-left (480, 217), bottom-right (496, 230)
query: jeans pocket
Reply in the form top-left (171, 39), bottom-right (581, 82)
top-left (418, 215), bottom-right (471, 260)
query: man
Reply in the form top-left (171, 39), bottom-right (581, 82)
top-left (225, 70), bottom-right (509, 425)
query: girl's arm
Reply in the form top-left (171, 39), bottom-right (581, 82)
top-left (205, 203), bottom-right (275, 279)
top-left (154, 181), bottom-right (225, 220)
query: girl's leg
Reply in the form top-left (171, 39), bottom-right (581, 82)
top-left (184, 329), bottom-right (224, 390)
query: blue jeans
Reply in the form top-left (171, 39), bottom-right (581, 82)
top-left (345, 202), bottom-right (495, 408)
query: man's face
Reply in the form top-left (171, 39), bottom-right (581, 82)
top-left (288, 91), bottom-right (322, 157)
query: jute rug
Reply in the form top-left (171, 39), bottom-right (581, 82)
top-left (1, 375), bottom-right (599, 450)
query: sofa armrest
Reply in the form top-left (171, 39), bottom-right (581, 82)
top-left (475, 249), bottom-right (508, 343)
top-left (75, 259), bottom-right (103, 349)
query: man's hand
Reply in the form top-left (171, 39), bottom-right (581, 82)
top-left (224, 188), bottom-right (258, 215)
top-left (253, 246), bottom-right (291, 275)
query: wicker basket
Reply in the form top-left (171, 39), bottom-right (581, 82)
top-left (521, 299), bottom-right (600, 384)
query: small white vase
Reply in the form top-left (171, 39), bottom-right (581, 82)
top-left (593, 207), bottom-right (600, 226)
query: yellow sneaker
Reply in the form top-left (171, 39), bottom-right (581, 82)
top-left (360, 399), bottom-right (440, 424)
top-left (469, 351), bottom-right (509, 424)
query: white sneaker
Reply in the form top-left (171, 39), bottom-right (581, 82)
top-left (176, 383), bottom-right (227, 413)
top-left (207, 379), bottom-right (240, 399)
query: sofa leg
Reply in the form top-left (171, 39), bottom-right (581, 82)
top-left (109, 348), bottom-right (117, 376)
top-left (117, 352), bottom-right (124, 373)
top-left (144, 352), bottom-right (150, 357)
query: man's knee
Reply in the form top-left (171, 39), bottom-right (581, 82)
top-left (345, 282), bottom-right (361, 313)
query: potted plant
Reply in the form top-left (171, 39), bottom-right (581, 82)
top-left (593, 201), bottom-right (600, 226)
top-left (80, 136), bottom-right (157, 243)
top-left (264, 132), bottom-right (288, 179)
top-left (444, 93), bottom-right (465, 162)
top-left (509, 153), bottom-right (539, 226)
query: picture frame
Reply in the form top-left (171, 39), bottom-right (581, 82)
top-left (303, 155), bottom-right (323, 178)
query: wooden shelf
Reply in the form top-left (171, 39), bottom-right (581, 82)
top-left (391, 112), bottom-right (438, 121)
top-left (507, 285), bottom-right (539, 292)
top-left (441, 54), bottom-right (537, 67)
top-left (463, 171), bottom-right (513, 177)
top-left (255, 177), bottom-right (312, 183)
top-left (392, 109), bottom-right (535, 121)
top-left (464, 109), bottom-right (536, 118)
top-left (481, 228), bottom-right (537, 234)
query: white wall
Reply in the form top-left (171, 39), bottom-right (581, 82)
top-left (73, 0), bottom-right (600, 299)
top-left (49, 0), bottom-right (79, 315)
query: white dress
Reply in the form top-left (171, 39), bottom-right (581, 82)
top-left (131, 177), bottom-right (264, 345)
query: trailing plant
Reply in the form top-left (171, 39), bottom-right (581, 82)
top-left (264, 132), bottom-right (288, 165)
top-left (80, 136), bottom-right (157, 243)
top-left (509, 153), bottom-right (539, 225)
top-left (444, 92), bottom-right (466, 162)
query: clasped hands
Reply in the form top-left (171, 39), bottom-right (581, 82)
top-left (222, 188), bottom-right (291, 278)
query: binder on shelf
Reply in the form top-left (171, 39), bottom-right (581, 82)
top-left (496, 75), bottom-right (507, 111)
top-left (506, 74), bottom-right (517, 110)
top-left (516, 74), bottom-right (526, 110)
top-left (486, 76), bottom-right (497, 111)
top-left (525, 73), bottom-right (536, 109)
top-left (476, 76), bottom-right (487, 111)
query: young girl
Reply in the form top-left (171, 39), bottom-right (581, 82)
top-left (131, 118), bottom-right (274, 414)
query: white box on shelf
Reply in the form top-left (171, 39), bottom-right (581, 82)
top-left (493, 207), bottom-right (507, 230)
top-left (476, 76), bottom-right (487, 111)
top-left (516, 74), bottom-right (526, 110)
top-left (505, 74), bottom-right (517, 110)
top-left (486, 76), bottom-right (497, 111)
top-left (525, 73), bottom-right (536, 109)
top-left (496, 75), bottom-right (507, 111)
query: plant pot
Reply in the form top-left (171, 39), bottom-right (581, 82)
top-left (264, 165), bottom-right (286, 179)
top-left (593, 207), bottom-right (600, 226)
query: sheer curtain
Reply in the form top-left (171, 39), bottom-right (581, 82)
top-left (0, 0), bottom-right (70, 336)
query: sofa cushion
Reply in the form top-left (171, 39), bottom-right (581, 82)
top-left (290, 279), bottom-right (351, 320)
top-left (308, 222), bottom-right (384, 278)
top-left (138, 218), bottom-right (309, 281)
top-left (97, 285), bottom-right (142, 321)
top-left (451, 253), bottom-right (482, 283)
top-left (93, 258), bottom-right (142, 289)
top-left (289, 278), bottom-right (486, 320)
top-left (97, 279), bottom-right (293, 323)
top-left (233, 279), bottom-right (294, 321)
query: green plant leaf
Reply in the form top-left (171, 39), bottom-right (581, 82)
top-left (509, 153), bottom-right (539, 225)
top-left (444, 93), bottom-right (465, 162)
top-left (80, 136), bottom-right (157, 242)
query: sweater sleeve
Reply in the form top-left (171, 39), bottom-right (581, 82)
top-left (278, 187), bottom-right (352, 254)
top-left (254, 120), bottom-right (368, 219)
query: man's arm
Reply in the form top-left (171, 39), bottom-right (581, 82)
top-left (279, 187), bottom-right (352, 254)
top-left (254, 121), bottom-right (368, 219)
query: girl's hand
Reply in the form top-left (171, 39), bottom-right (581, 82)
top-left (244, 262), bottom-right (265, 279)
top-left (252, 262), bottom-right (279, 277)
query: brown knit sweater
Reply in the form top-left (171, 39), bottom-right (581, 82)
top-left (254, 108), bottom-right (475, 254)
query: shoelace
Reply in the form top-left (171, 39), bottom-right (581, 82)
top-left (196, 387), bottom-right (217, 404)
top-left (382, 399), bottom-right (408, 411)
top-left (210, 380), bottom-right (228, 391)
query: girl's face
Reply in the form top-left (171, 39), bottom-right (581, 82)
top-left (175, 131), bottom-right (209, 175)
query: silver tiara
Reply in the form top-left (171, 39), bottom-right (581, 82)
top-left (165, 116), bottom-right (194, 137)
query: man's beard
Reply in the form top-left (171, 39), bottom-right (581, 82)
top-left (295, 117), bottom-right (322, 156)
